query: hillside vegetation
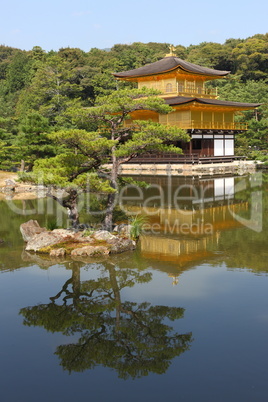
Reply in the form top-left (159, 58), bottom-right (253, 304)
top-left (0, 34), bottom-right (268, 170)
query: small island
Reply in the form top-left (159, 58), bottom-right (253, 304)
top-left (20, 220), bottom-right (136, 258)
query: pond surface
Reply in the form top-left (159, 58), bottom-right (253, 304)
top-left (0, 172), bottom-right (267, 402)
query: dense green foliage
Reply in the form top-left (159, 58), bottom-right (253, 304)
top-left (0, 33), bottom-right (267, 170)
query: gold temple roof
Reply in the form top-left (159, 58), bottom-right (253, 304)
top-left (165, 96), bottom-right (261, 109)
top-left (113, 56), bottom-right (230, 79)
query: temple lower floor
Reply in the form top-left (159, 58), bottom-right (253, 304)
top-left (128, 131), bottom-right (238, 164)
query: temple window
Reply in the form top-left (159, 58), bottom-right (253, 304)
top-left (186, 81), bottom-right (195, 92)
top-left (166, 83), bottom-right (173, 93)
top-left (197, 84), bottom-right (203, 94)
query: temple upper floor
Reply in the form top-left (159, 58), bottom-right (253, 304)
top-left (114, 55), bottom-right (261, 131)
top-left (137, 77), bottom-right (218, 99)
top-left (113, 56), bottom-right (230, 99)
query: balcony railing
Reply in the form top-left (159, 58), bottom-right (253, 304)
top-left (176, 85), bottom-right (218, 98)
top-left (157, 84), bottom-right (218, 98)
top-left (165, 120), bottom-right (248, 131)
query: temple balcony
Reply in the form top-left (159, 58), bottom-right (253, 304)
top-left (158, 84), bottom-right (218, 99)
top-left (163, 120), bottom-right (248, 131)
top-left (175, 85), bottom-right (218, 99)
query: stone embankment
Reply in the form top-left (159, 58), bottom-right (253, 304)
top-left (20, 220), bottom-right (136, 259)
top-left (118, 160), bottom-right (258, 176)
top-left (0, 173), bottom-right (47, 200)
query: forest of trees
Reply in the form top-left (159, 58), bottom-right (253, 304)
top-left (0, 33), bottom-right (268, 171)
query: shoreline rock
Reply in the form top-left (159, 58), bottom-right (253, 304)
top-left (20, 219), bottom-right (47, 242)
top-left (20, 220), bottom-right (136, 258)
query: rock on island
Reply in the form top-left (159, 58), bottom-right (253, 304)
top-left (20, 220), bottom-right (136, 258)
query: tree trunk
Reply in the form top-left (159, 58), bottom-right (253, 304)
top-left (107, 264), bottom-right (121, 334)
top-left (47, 188), bottom-right (80, 228)
top-left (103, 146), bottom-right (118, 231)
top-left (103, 192), bottom-right (116, 231)
top-left (20, 159), bottom-right (25, 172)
top-left (72, 263), bottom-right (81, 308)
top-left (63, 189), bottom-right (80, 228)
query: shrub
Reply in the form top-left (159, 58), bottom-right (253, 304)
top-left (129, 215), bottom-right (148, 241)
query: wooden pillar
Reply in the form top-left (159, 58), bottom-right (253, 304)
top-left (189, 138), bottom-right (193, 155)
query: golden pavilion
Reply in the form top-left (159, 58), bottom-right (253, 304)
top-left (113, 48), bottom-right (260, 163)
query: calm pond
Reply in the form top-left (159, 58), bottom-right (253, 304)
top-left (0, 172), bottom-right (267, 402)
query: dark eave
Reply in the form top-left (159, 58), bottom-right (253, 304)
top-left (165, 96), bottom-right (261, 108)
top-left (113, 56), bottom-right (230, 79)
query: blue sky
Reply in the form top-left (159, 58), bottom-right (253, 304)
top-left (1, 0), bottom-right (268, 51)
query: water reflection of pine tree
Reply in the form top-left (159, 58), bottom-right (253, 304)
top-left (20, 261), bottom-right (192, 379)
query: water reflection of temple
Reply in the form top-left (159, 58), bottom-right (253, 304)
top-left (124, 175), bottom-right (249, 278)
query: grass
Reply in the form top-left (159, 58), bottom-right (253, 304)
top-left (129, 215), bottom-right (149, 240)
top-left (45, 218), bottom-right (60, 231)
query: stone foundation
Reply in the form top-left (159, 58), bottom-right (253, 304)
top-left (118, 160), bottom-right (257, 176)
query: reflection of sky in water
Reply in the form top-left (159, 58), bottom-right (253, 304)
top-left (120, 263), bottom-right (268, 305)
